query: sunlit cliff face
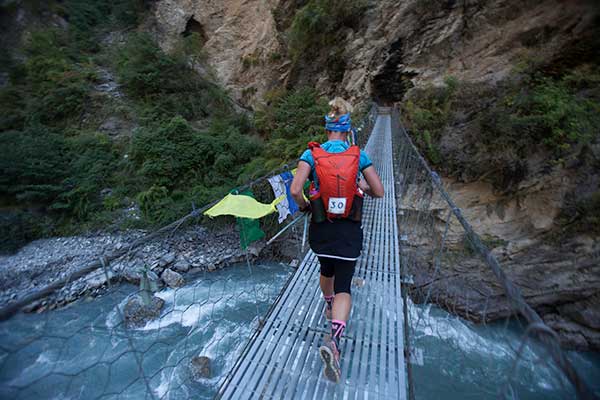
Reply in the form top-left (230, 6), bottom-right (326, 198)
top-left (150, 0), bottom-right (598, 107)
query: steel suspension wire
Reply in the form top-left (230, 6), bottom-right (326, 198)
top-left (390, 106), bottom-right (596, 399)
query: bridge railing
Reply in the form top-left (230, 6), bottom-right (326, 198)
top-left (390, 107), bottom-right (595, 399)
top-left (0, 105), bottom-right (378, 400)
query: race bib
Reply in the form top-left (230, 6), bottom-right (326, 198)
top-left (328, 197), bottom-right (347, 214)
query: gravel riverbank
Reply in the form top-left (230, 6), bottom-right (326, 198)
top-left (0, 225), bottom-right (302, 314)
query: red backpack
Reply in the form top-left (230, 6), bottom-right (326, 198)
top-left (309, 142), bottom-right (360, 219)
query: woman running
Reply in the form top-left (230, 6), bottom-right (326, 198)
top-left (290, 97), bottom-right (384, 383)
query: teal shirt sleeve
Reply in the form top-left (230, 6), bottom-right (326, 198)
top-left (359, 150), bottom-right (372, 171)
top-left (299, 149), bottom-right (314, 169)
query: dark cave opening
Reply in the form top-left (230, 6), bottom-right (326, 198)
top-left (371, 38), bottom-right (417, 105)
top-left (182, 15), bottom-right (207, 43)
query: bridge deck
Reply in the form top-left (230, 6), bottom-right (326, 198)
top-left (218, 112), bottom-right (407, 399)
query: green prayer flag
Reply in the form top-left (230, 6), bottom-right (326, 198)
top-left (237, 216), bottom-right (265, 249)
top-left (235, 190), bottom-right (265, 249)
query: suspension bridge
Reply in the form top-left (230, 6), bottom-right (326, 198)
top-left (218, 108), bottom-right (406, 399)
top-left (0, 106), bottom-right (596, 399)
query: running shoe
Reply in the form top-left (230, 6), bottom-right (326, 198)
top-left (319, 336), bottom-right (341, 383)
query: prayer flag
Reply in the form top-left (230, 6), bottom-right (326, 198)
top-left (204, 193), bottom-right (285, 219)
top-left (268, 171), bottom-right (299, 223)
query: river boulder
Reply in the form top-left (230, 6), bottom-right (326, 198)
top-left (123, 295), bottom-right (164, 328)
top-left (161, 268), bottom-right (185, 288)
top-left (190, 355), bottom-right (211, 379)
top-left (173, 259), bottom-right (190, 273)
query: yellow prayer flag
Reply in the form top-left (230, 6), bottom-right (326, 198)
top-left (204, 194), bottom-right (286, 219)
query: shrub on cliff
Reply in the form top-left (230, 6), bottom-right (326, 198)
top-left (256, 87), bottom-right (328, 139)
top-left (575, 191), bottom-right (600, 235)
top-left (131, 116), bottom-right (261, 189)
top-left (402, 76), bottom-right (458, 165)
top-left (0, 29), bottom-right (92, 130)
top-left (114, 33), bottom-right (229, 121)
top-left (130, 116), bottom-right (263, 225)
top-left (0, 126), bottom-right (121, 231)
top-left (58, 0), bottom-right (145, 50)
top-left (509, 76), bottom-right (599, 153)
top-left (250, 87), bottom-right (328, 178)
top-left (403, 67), bottom-right (600, 181)
top-left (0, 125), bottom-right (69, 204)
top-left (288, 0), bottom-right (367, 59)
top-left (0, 211), bottom-right (55, 254)
top-left (478, 67), bottom-right (600, 167)
top-left (52, 133), bottom-right (118, 219)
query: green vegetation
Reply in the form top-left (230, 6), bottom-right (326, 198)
top-left (53, 133), bottom-right (118, 219)
top-left (403, 62), bottom-right (600, 242)
top-left (574, 191), bottom-right (600, 235)
top-left (0, 2), bottom-right (333, 252)
top-left (0, 29), bottom-right (94, 130)
top-left (545, 189), bottom-right (600, 245)
top-left (554, 190), bottom-right (600, 239)
top-left (0, 125), bottom-right (69, 204)
top-left (252, 87), bottom-right (329, 177)
top-left (403, 66), bottom-right (600, 175)
top-left (401, 76), bottom-right (458, 165)
top-left (287, 0), bottom-right (367, 60)
top-left (481, 66), bottom-right (600, 159)
top-left (114, 32), bottom-right (229, 122)
top-left (241, 54), bottom-right (260, 70)
top-left (268, 52), bottom-right (283, 63)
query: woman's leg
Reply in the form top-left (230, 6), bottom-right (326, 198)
top-left (330, 259), bottom-right (356, 347)
top-left (320, 274), bottom-right (334, 297)
top-left (319, 259), bottom-right (356, 383)
top-left (331, 293), bottom-right (352, 321)
top-left (318, 257), bottom-right (335, 318)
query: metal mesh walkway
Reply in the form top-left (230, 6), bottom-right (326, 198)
top-left (217, 111), bottom-right (407, 399)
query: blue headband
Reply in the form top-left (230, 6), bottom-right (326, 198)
top-left (325, 113), bottom-right (352, 132)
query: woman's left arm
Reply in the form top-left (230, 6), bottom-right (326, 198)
top-left (361, 166), bottom-right (384, 198)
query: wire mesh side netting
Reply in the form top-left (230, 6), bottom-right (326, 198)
top-left (0, 236), bottom-right (302, 399)
top-left (0, 106), bottom-right (379, 400)
top-left (390, 107), bottom-right (597, 400)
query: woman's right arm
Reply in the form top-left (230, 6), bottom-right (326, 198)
top-left (291, 161), bottom-right (311, 209)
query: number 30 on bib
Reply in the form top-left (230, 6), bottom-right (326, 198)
top-left (328, 197), bottom-right (347, 214)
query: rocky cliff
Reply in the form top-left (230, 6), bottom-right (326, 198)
top-left (401, 176), bottom-right (600, 350)
top-left (147, 0), bottom-right (600, 349)
top-left (148, 0), bottom-right (599, 105)
top-left (148, 0), bottom-right (287, 105)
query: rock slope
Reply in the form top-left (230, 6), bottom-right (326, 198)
top-left (148, 0), bottom-right (599, 105)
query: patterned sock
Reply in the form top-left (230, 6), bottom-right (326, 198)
top-left (331, 319), bottom-right (346, 353)
top-left (324, 295), bottom-right (334, 311)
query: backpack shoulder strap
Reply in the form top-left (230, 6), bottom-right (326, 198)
top-left (307, 141), bottom-right (321, 150)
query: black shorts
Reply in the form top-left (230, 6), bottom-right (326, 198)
top-left (318, 256), bottom-right (356, 295)
top-left (309, 219), bottom-right (363, 260)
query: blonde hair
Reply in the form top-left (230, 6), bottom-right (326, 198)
top-left (327, 97), bottom-right (353, 118)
